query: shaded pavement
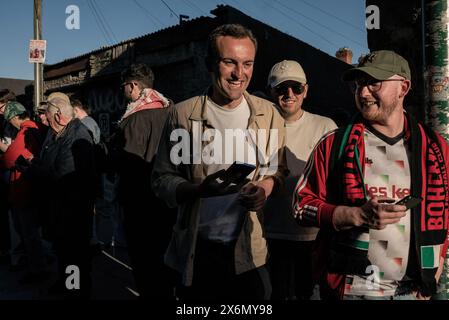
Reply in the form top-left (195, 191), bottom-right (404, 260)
top-left (0, 242), bottom-right (138, 300)
top-left (0, 198), bottom-right (138, 300)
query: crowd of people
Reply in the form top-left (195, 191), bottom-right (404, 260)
top-left (0, 23), bottom-right (448, 301)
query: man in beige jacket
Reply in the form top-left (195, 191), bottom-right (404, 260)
top-left (152, 24), bottom-right (287, 300)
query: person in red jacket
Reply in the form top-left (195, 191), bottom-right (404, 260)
top-left (293, 50), bottom-right (449, 300)
top-left (0, 89), bottom-right (17, 265)
top-left (0, 101), bottom-right (49, 283)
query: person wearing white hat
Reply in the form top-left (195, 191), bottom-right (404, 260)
top-left (264, 60), bottom-right (337, 300)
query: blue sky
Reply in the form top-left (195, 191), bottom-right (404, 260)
top-left (0, 0), bottom-right (369, 80)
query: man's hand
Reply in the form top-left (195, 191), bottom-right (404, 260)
top-left (238, 181), bottom-right (268, 211)
top-left (361, 197), bottom-right (407, 230)
top-left (198, 169), bottom-right (246, 198)
top-left (333, 197), bottom-right (407, 231)
top-left (176, 170), bottom-right (249, 204)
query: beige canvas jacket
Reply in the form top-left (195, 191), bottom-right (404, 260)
top-left (152, 91), bottom-right (287, 286)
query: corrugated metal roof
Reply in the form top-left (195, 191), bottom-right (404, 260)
top-left (45, 13), bottom-right (213, 69)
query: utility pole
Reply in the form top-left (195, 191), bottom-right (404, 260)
top-left (34, 0), bottom-right (43, 111)
top-left (425, 0), bottom-right (449, 300)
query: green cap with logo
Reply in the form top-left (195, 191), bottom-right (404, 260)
top-left (342, 50), bottom-right (411, 81)
top-left (4, 101), bottom-right (26, 121)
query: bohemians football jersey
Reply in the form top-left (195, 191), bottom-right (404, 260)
top-left (344, 128), bottom-right (412, 297)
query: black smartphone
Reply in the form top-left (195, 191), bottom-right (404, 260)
top-left (395, 195), bottom-right (422, 209)
top-left (224, 161), bottom-right (256, 184)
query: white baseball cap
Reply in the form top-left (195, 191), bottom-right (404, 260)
top-left (267, 60), bottom-right (307, 88)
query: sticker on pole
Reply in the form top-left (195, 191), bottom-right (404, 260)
top-left (29, 40), bottom-right (46, 63)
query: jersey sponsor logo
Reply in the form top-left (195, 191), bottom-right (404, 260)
top-left (365, 185), bottom-right (410, 199)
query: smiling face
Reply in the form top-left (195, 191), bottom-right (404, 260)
top-left (210, 36), bottom-right (256, 109)
top-left (354, 75), bottom-right (410, 124)
top-left (271, 80), bottom-right (308, 122)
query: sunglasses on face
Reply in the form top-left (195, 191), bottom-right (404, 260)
top-left (275, 83), bottom-right (305, 96)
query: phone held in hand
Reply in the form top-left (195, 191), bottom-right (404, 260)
top-left (395, 195), bottom-right (422, 209)
top-left (224, 161), bottom-right (256, 184)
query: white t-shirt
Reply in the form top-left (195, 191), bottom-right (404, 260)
top-left (197, 97), bottom-right (256, 243)
top-left (344, 128), bottom-right (412, 297)
top-left (202, 96), bottom-right (253, 175)
top-left (264, 111), bottom-right (337, 241)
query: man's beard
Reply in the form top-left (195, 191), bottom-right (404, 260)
top-left (359, 97), bottom-right (398, 123)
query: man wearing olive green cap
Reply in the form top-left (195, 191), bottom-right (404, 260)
top-left (293, 50), bottom-right (449, 300)
top-left (342, 49), bottom-right (411, 81)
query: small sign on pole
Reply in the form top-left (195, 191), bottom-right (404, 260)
top-left (29, 39), bottom-right (46, 63)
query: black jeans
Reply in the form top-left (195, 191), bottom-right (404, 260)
top-left (267, 239), bottom-right (315, 300)
top-left (180, 237), bottom-right (272, 301)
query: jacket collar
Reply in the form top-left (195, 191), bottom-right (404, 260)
top-left (19, 119), bottom-right (37, 130)
top-left (55, 118), bottom-right (80, 140)
top-left (189, 89), bottom-right (265, 128)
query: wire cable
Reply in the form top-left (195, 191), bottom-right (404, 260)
top-left (132, 0), bottom-right (165, 28)
top-left (88, 0), bottom-right (113, 43)
top-left (223, 0), bottom-right (344, 49)
top-left (85, 0), bottom-right (113, 45)
top-left (92, 0), bottom-right (118, 43)
top-left (182, 0), bottom-right (209, 16)
top-left (298, 0), bottom-right (366, 33)
top-left (260, 0), bottom-right (341, 49)
top-left (160, 0), bottom-right (179, 19)
top-left (273, 0), bottom-right (366, 49)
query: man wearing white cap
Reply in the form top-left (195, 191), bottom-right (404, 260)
top-left (264, 60), bottom-right (336, 300)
